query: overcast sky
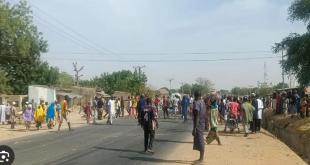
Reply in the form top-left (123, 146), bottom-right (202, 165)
top-left (23, 0), bottom-right (306, 91)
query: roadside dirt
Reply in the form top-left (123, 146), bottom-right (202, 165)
top-left (162, 125), bottom-right (308, 165)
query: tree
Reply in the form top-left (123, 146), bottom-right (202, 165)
top-left (196, 77), bottom-right (214, 94)
top-left (178, 83), bottom-right (192, 94)
top-left (258, 84), bottom-right (274, 97)
top-left (230, 87), bottom-right (248, 96)
top-left (0, 1), bottom-right (56, 94)
top-left (58, 72), bottom-right (74, 88)
top-left (219, 89), bottom-right (230, 95)
top-left (0, 69), bottom-right (12, 94)
top-left (273, 0), bottom-right (310, 87)
top-left (274, 82), bottom-right (289, 90)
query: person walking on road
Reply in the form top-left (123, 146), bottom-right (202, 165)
top-left (34, 105), bottom-right (44, 130)
top-left (141, 98), bottom-right (159, 153)
top-left (84, 102), bottom-right (92, 124)
top-left (182, 95), bottom-right (190, 123)
top-left (107, 96), bottom-right (115, 125)
top-left (127, 96), bottom-right (132, 117)
top-left (192, 90), bottom-right (206, 164)
top-left (240, 96), bottom-right (254, 137)
top-left (58, 96), bottom-right (74, 132)
top-left (205, 100), bottom-right (222, 145)
top-left (162, 96), bottom-right (169, 119)
top-left (137, 95), bottom-right (146, 125)
top-left (23, 104), bottom-right (34, 131)
top-left (46, 103), bottom-right (56, 129)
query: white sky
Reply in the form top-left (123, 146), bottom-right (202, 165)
top-left (22, 0), bottom-right (306, 90)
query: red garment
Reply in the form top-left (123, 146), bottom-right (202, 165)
top-left (154, 97), bottom-right (160, 105)
top-left (84, 105), bottom-right (92, 124)
top-left (229, 102), bottom-right (239, 117)
top-left (163, 98), bottom-right (167, 107)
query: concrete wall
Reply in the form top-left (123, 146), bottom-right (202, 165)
top-left (0, 95), bottom-right (28, 112)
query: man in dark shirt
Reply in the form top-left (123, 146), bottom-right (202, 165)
top-left (251, 93), bottom-right (258, 133)
top-left (137, 94), bottom-right (146, 125)
top-left (141, 98), bottom-right (159, 153)
top-left (97, 97), bottom-right (104, 120)
top-left (121, 96), bottom-right (125, 117)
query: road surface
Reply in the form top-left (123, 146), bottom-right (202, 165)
top-left (1, 117), bottom-right (191, 165)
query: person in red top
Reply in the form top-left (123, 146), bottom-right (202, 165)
top-left (229, 97), bottom-right (240, 119)
top-left (162, 96), bottom-right (169, 119)
top-left (154, 95), bottom-right (160, 112)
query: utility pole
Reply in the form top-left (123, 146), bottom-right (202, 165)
top-left (264, 61), bottom-right (268, 84)
top-left (73, 62), bottom-right (84, 86)
top-left (167, 78), bottom-right (174, 90)
top-left (180, 82), bottom-right (185, 94)
top-left (133, 65), bottom-right (145, 95)
top-left (282, 50), bottom-right (285, 91)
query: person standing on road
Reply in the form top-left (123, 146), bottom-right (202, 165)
top-left (127, 96), bottom-right (132, 117)
top-left (58, 96), bottom-right (73, 132)
top-left (251, 93), bottom-right (258, 133)
top-left (92, 96), bottom-right (98, 124)
top-left (192, 90), bottom-right (206, 164)
top-left (162, 96), bottom-right (169, 119)
top-left (137, 95), bottom-right (146, 125)
top-left (256, 94), bottom-right (264, 132)
top-left (172, 95), bottom-right (178, 115)
top-left (241, 97), bottom-right (254, 137)
top-left (0, 102), bottom-right (7, 125)
top-left (84, 102), bottom-right (92, 124)
top-left (182, 95), bottom-right (190, 123)
top-left (97, 97), bottom-right (104, 120)
top-left (132, 96), bottom-right (138, 118)
top-left (205, 100), bottom-right (222, 145)
top-left (10, 102), bottom-right (17, 129)
top-left (116, 99), bottom-right (121, 118)
top-left (121, 96), bottom-right (125, 117)
top-left (107, 96), bottom-right (115, 125)
top-left (141, 98), bottom-right (159, 153)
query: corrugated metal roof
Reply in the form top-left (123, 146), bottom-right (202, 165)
top-left (57, 92), bottom-right (83, 99)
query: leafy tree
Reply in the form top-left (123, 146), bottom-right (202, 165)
top-left (274, 82), bottom-right (289, 90)
top-left (191, 83), bottom-right (205, 95)
top-left (230, 87), bottom-right (248, 96)
top-left (258, 83), bottom-right (274, 97)
top-left (273, 0), bottom-right (310, 87)
top-left (178, 83), bottom-right (192, 94)
top-left (0, 69), bottom-right (12, 94)
top-left (0, 1), bottom-right (56, 94)
top-left (219, 89), bottom-right (230, 96)
top-left (58, 72), bottom-right (74, 88)
top-left (196, 77), bottom-right (214, 94)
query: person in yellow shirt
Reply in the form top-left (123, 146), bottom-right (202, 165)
top-left (57, 96), bottom-right (73, 132)
top-left (34, 105), bottom-right (44, 130)
top-left (132, 96), bottom-right (138, 118)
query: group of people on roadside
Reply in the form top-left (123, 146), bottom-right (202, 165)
top-left (0, 96), bottom-right (73, 132)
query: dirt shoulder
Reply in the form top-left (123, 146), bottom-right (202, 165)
top-left (162, 125), bottom-right (308, 165)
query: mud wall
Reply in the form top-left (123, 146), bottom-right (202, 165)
top-left (263, 110), bottom-right (310, 159)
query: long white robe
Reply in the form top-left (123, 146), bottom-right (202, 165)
top-left (0, 105), bottom-right (7, 123)
top-left (257, 99), bottom-right (264, 119)
top-left (108, 100), bottom-right (115, 124)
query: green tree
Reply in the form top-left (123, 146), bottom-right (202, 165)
top-left (273, 0), bottom-right (310, 87)
top-left (0, 69), bottom-right (12, 94)
top-left (258, 84), bottom-right (274, 97)
top-left (58, 72), bottom-right (74, 88)
top-left (178, 83), bottom-right (192, 94)
top-left (196, 77), bottom-right (214, 94)
top-left (230, 87), bottom-right (248, 96)
top-left (0, 1), bottom-right (55, 94)
top-left (220, 89), bottom-right (230, 95)
top-left (274, 82), bottom-right (289, 90)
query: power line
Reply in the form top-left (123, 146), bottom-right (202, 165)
top-left (0, 55), bottom-right (281, 62)
top-left (24, 0), bottom-right (169, 81)
top-left (43, 51), bottom-right (273, 56)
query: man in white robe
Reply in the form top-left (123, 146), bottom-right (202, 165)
top-left (107, 97), bottom-right (115, 125)
top-left (0, 102), bottom-right (8, 124)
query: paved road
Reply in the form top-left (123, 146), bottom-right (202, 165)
top-left (1, 117), bottom-right (192, 165)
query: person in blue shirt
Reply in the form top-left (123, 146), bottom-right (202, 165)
top-left (137, 94), bottom-right (146, 125)
top-left (97, 98), bottom-right (104, 120)
top-left (182, 95), bottom-right (190, 123)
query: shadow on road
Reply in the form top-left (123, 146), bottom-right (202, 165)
top-left (119, 156), bottom-right (193, 164)
top-left (93, 147), bottom-right (145, 154)
top-left (155, 139), bottom-right (192, 144)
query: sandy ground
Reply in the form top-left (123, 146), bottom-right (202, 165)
top-left (163, 125), bottom-right (308, 165)
top-left (0, 107), bottom-right (119, 142)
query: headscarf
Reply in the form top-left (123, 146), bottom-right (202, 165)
top-left (23, 105), bottom-right (34, 122)
top-left (34, 105), bottom-right (44, 122)
top-left (46, 103), bottom-right (55, 120)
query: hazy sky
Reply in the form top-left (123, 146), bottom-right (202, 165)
top-left (23, 0), bottom-right (306, 90)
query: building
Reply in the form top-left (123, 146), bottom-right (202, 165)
top-left (159, 88), bottom-right (169, 97)
top-left (0, 95), bottom-right (28, 112)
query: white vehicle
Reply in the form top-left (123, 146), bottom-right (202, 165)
top-left (0, 150), bottom-right (9, 162)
